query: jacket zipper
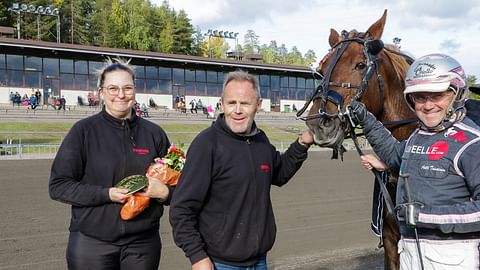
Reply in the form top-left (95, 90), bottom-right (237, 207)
top-left (245, 136), bottom-right (260, 252)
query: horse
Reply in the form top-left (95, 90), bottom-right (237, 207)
top-left (297, 10), bottom-right (416, 270)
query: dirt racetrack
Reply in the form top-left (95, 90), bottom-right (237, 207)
top-left (0, 150), bottom-right (384, 270)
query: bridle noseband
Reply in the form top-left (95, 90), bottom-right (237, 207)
top-left (296, 33), bottom-right (385, 122)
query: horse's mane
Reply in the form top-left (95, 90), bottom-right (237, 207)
top-left (382, 44), bottom-right (412, 85)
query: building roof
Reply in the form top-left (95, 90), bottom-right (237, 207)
top-left (0, 37), bottom-right (311, 75)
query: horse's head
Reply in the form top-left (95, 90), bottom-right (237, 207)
top-left (298, 10), bottom-right (413, 159)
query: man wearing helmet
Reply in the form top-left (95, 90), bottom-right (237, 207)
top-left (349, 53), bottom-right (480, 270)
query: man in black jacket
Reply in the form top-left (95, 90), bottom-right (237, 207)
top-left (169, 70), bottom-right (314, 270)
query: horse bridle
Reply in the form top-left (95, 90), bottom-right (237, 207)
top-left (296, 32), bottom-right (385, 122)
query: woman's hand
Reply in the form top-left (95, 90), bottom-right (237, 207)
top-left (109, 187), bottom-right (130, 203)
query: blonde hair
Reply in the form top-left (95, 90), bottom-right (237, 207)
top-left (96, 57), bottom-right (135, 88)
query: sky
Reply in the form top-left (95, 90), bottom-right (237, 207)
top-left (154, 0), bottom-right (480, 81)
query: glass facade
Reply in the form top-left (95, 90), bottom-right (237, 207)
top-left (0, 51), bottom-right (314, 106)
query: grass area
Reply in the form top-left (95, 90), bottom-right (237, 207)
top-left (0, 121), bottom-right (304, 146)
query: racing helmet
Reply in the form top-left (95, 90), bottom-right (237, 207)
top-left (404, 53), bottom-right (467, 113)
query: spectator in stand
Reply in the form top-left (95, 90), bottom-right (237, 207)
top-left (48, 96), bottom-right (56, 110)
top-left (9, 92), bottom-right (14, 106)
top-left (141, 103), bottom-right (150, 118)
top-left (189, 99), bottom-right (197, 114)
top-left (77, 96), bottom-right (84, 106)
top-left (35, 89), bottom-right (42, 105)
top-left (196, 99), bottom-right (204, 111)
top-left (59, 96), bottom-right (66, 110)
top-left (29, 94), bottom-right (38, 110)
top-left (22, 94), bottom-right (30, 107)
top-left (206, 104), bottom-right (214, 119)
top-left (13, 92), bottom-right (21, 106)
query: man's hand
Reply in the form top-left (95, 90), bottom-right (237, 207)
top-left (298, 129), bottom-right (314, 147)
top-left (136, 175), bottom-right (169, 201)
top-left (348, 100), bottom-right (368, 127)
top-left (396, 202), bottom-right (423, 227)
top-left (360, 154), bottom-right (388, 171)
top-left (192, 257), bottom-right (214, 270)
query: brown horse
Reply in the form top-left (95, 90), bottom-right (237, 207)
top-left (298, 10), bottom-right (416, 270)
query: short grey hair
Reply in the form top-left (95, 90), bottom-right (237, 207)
top-left (222, 70), bottom-right (260, 99)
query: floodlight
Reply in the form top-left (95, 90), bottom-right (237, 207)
top-left (37, 6), bottom-right (45, 14)
top-left (45, 7), bottom-right (52, 14)
top-left (20, 4), bottom-right (28, 11)
top-left (28, 4), bottom-right (35, 12)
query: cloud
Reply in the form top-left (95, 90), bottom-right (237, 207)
top-left (439, 39), bottom-right (460, 55)
top-left (393, 0), bottom-right (480, 31)
top-left (166, 0), bottom-right (315, 29)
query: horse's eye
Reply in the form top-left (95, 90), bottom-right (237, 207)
top-left (354, 62), bottom-right (367, 71)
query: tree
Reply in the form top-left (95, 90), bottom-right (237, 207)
top-left (90, 0), bottom-right (113, 46)
top-left (151, 2), bottom-right (175, 53)
top-left (56, 0), bottom-right (94, 44)
top-left (0, 0), bottom-right (15, 27)
top-left (190, 26), bottom-right (204, 56)
top-left (172, 10), bottom-right (194, 54)
top-left (285, 46), bottom-right (303, 65)
top-left (243, 30), bottom-right (259, 54)
top-left (123, 0), bottom-right (154, 51)
top-left (303, 49), bottom-right (317, 66)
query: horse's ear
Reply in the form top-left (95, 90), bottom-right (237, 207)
top-left (328, 29), bottom-right (340, 47)
top-left (365, 9), bottom-right (387, 40)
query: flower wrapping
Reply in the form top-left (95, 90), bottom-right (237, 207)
top-left (120, 144), bottom-right (186, 220)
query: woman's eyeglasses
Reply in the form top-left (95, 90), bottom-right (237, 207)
top-left (102, 85), bottom-right (135, 96)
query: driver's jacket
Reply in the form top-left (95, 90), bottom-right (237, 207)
top-left (362, 113), bottom-right (480, 240)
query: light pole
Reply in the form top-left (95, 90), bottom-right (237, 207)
top-left (393, 37), bottom-right (402, 48)
top-left (204, 29), bottom-right (239, 60)
top-left (8, 3), bottom-right (60, 43)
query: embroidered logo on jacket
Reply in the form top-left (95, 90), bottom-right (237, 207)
top-left (406, 141), bottom-right (448, 160)
top-left (445, 128), bottom-right (468, 143)
top-left (260, 165), bottom-right (270, 172)
top-left (132, 148), bottom-right (150, 155)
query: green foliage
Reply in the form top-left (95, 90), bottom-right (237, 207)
top-left (1, 1), bottom-right (317, 66)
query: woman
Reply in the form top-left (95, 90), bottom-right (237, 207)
top-left (49, 58), bottom-right (171, 270)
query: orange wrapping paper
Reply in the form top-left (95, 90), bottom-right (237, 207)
top-left (120, 162), bottom-right (181, 220)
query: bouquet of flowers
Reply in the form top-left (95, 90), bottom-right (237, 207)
top-left (146, 144), bottom-right (185, 186)
top-left (120, 144), bottom-right (186, 220)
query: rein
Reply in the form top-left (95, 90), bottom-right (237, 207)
top-left (296, 36), bottom-right (384, 121)
top-left (296, 33), bottom-right (416, 218)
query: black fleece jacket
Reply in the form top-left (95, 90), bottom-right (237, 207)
top-left (49, 108), bottom-right (170, 243)
top-left (169, 114), bottom-right (309, 266)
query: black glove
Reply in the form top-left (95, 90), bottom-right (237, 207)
top-left (395, 202), bottom-right (423, 227)
top-left (347, 100), bottom-right (368, 127)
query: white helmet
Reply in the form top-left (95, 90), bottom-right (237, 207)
top-left (404, 53), bottom-right (467, 112)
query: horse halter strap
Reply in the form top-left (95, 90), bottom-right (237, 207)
top-left (297, 37), bottom-right (385, 121)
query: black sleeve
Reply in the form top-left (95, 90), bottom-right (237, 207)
top-left (271, 139), bottom-right (309, 187)
top-left (49, 123), bottom-right (110, 207)
top-left (169, 134), bottom-right (212, 264)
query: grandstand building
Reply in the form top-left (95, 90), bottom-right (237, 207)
top-left (0, 37), bottom-right (314, 112)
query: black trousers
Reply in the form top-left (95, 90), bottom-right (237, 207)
top-left (67, 231), bottom-right (161, 270)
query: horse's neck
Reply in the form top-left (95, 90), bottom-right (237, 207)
top-left (376, 106), bottom-right (416, 141)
